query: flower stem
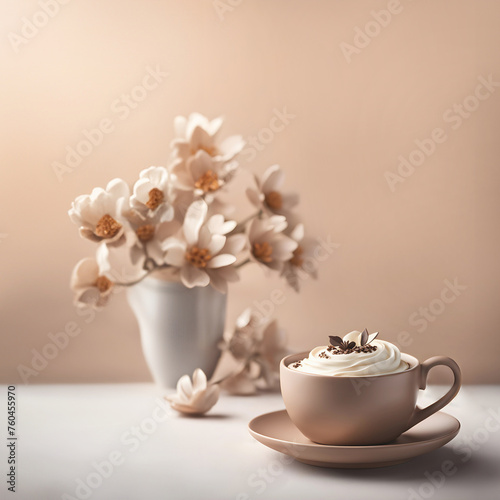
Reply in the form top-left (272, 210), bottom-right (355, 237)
top-left (234, 258), bottom-right (250, 269)
top-left (112, 264), bottom-right (171, 287)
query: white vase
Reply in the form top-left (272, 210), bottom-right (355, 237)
top-left (127, 276), bottom-right (227, 388)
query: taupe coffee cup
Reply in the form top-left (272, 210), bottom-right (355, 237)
top-left (280, 352), bottom-right (461, 445)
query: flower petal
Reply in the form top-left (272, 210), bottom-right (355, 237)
top-left (268, 215), bottom-right (288, 233)
top-left (207, 116), bottom-right (224, 136)
top-left (162, 239), bottom-right (186, 267)
top-left (236, 308), bottom-right (252, 329)
top-left (289, 223), bottom-right (304, 242)
top-left (180, 265), bottom-right (210, 288)
top-left (97, 242), bottom-right (147, 283)
top-left (131, 178), bottom-right (152, 204)
top-left (269, 236), bottom-right (298, 261)
top-left (192, 369), bottom-right (208, 392)
top-left (281, 192), bottom-right (300, 211)
top-left (188, 150), bottom-right (214, 182)
top-left (68, 195), bottom-right (88, 226)
top-left (207, 214), bottom-right (237, 235)
top-left (223, 234), bottom-right (247, 255)
top-left (145, 239), bottom-right (165, 266)
top-left (204, 385), bottom-right (220, 408)
top-left (75, 287), bottom-right (101, 307)
top-left (78, 227), bottom-right (101, 242)
top-left (176, 374), bottom-right (193, 402)
top-left (173, 115), bottom-right (187, 138)
top-left (246, 187), bottom-right (263, 208)
top-left (248, 218), bottom-right (267, 242)
top-left (142, 166), bottom-right (168, 186)
top-left (207, 234), bottom-right (226, 256)
top-left (219, 135), bottom-right (245, 160)
top-left (171, 142), bottom-right (191, 161)
top-left (106, 178), bottom-right (130, 200)
top-left (262, 165), bottom-right (284, 193)
top-left (70, 258), bottom-right (99, 290)
top-left (183, 200), bottom-right (208, 246)
top-left (207, 270), bottom-right (228, 293)
top-left (206, 254), bottom-right (236, 268)
top-left (188, 384), bottom-right (220, 413)
top-left (186, 112), bottom-right (210, 139)
top-left (170, 160), bottom-right (193, 186)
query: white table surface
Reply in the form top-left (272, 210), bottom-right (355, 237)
top-left (1, 384), bottom-right (499, 500)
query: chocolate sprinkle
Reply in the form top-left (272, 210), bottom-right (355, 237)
top-left (328, 345), bottom-right (378, 355)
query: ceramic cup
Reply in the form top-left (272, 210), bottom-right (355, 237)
top-left (280, 352), bottom-right (461, 445)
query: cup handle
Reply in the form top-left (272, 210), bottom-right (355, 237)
top-left (406, 356), bottom-right (461, 430)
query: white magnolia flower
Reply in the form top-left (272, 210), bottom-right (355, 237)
top-left (171, 150), bottom-right (238, 202)
top-left (70, 257), bottom-right (115, 309)
top-left (68, 178), bottom-right (135, 245)
top-left (130, 166), bottom-right (174, 222)
top-left (123, 207), bottom-right (182, 266)
top-left (171, 112), bottom-right (245, 163)
top-left (161, 200), bottom-right (245, 293)
top-left (281, 223), bottom-right (318, 292)
top-left (166, 369), bottom-right (220, 415)
top-left (220, 310), bottom-right (287, 395)
top-left (246, 165), bottom-right (299, 218)
top-left (247, 215), bottom-right (298, 272)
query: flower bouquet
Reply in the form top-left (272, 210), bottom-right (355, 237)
top-left (68, 112), bottom-right (317, 388)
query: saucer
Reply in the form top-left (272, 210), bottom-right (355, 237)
top-left (248, 410), bottom-right (460, 468)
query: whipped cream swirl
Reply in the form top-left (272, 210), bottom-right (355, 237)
top-left (290, 331), bottom-right (408, 377)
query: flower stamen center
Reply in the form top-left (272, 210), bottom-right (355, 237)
top-left (95, 214), bottom-right (122, 239)
top-left (195, 170), bottom-right (220, 193)
top-left (253, 242), bottom-right (273, 263)
top-left (265, 191), bottom-right (282, 210)
top-left (136, 224), bottom-right (155, 242)
top-left (95, 275), bottom-right (113, 293)
top-left (185, 246), bottom-right (212, 268)
top-left (290, 246), bottom-right (304, 267)
top-left (146, 188), bottom-right (164, 210)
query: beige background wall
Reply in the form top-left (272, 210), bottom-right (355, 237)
top-left (1, 0), bottom-right (499, 384)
